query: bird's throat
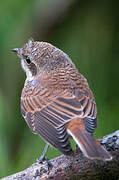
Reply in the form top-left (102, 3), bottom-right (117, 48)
top-left (21, 59), bottom-right (33, 80)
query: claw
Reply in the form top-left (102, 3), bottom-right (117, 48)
top-left (36, 156), bottom-right (52, 172)
top-left (36, 144), bottom-right (52, 171)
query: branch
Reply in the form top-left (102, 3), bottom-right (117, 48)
top-left (1, 130), bottom-right (119, 180)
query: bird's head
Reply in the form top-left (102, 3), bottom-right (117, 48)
top-left (12, 38), bottom-right (71, 80)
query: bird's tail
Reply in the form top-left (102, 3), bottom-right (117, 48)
top-left (68, 129), bottom-right (112, 161)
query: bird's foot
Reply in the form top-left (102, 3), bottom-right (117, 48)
top-left (36, 155), bottom-right (48, 163)
top-left (36, 156), bottom-right (52, 171)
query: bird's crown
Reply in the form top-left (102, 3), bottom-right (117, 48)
top-left (12, 38), bottom-right (72, 79)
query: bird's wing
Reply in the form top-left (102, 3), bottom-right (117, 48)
top-left (21, 81), bottom-right (97, 154)
top-left (21, 86), bottom-right (73, 155)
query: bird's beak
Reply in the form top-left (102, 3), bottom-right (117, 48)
top-left (12, 48), bottom-right (20, 55)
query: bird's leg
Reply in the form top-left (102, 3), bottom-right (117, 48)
top-left (36, 144), bottom-right (52, 171)
top-left (37, 144), bottom-right (49, 163)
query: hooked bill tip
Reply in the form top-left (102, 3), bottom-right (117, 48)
top-left (12, 48), bottom-right (20, 54)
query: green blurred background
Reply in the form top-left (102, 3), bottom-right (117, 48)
top-left (0, 0), bottom-right (119, 178)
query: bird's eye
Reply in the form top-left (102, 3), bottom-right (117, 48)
top-left (25, 56), bottom-right (31, 64)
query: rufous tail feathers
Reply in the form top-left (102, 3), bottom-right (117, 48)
top-left (67, 119), bottom-right (112, 161)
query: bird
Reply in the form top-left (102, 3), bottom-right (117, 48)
top-left (12, 38), bottom-right (112, 161)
